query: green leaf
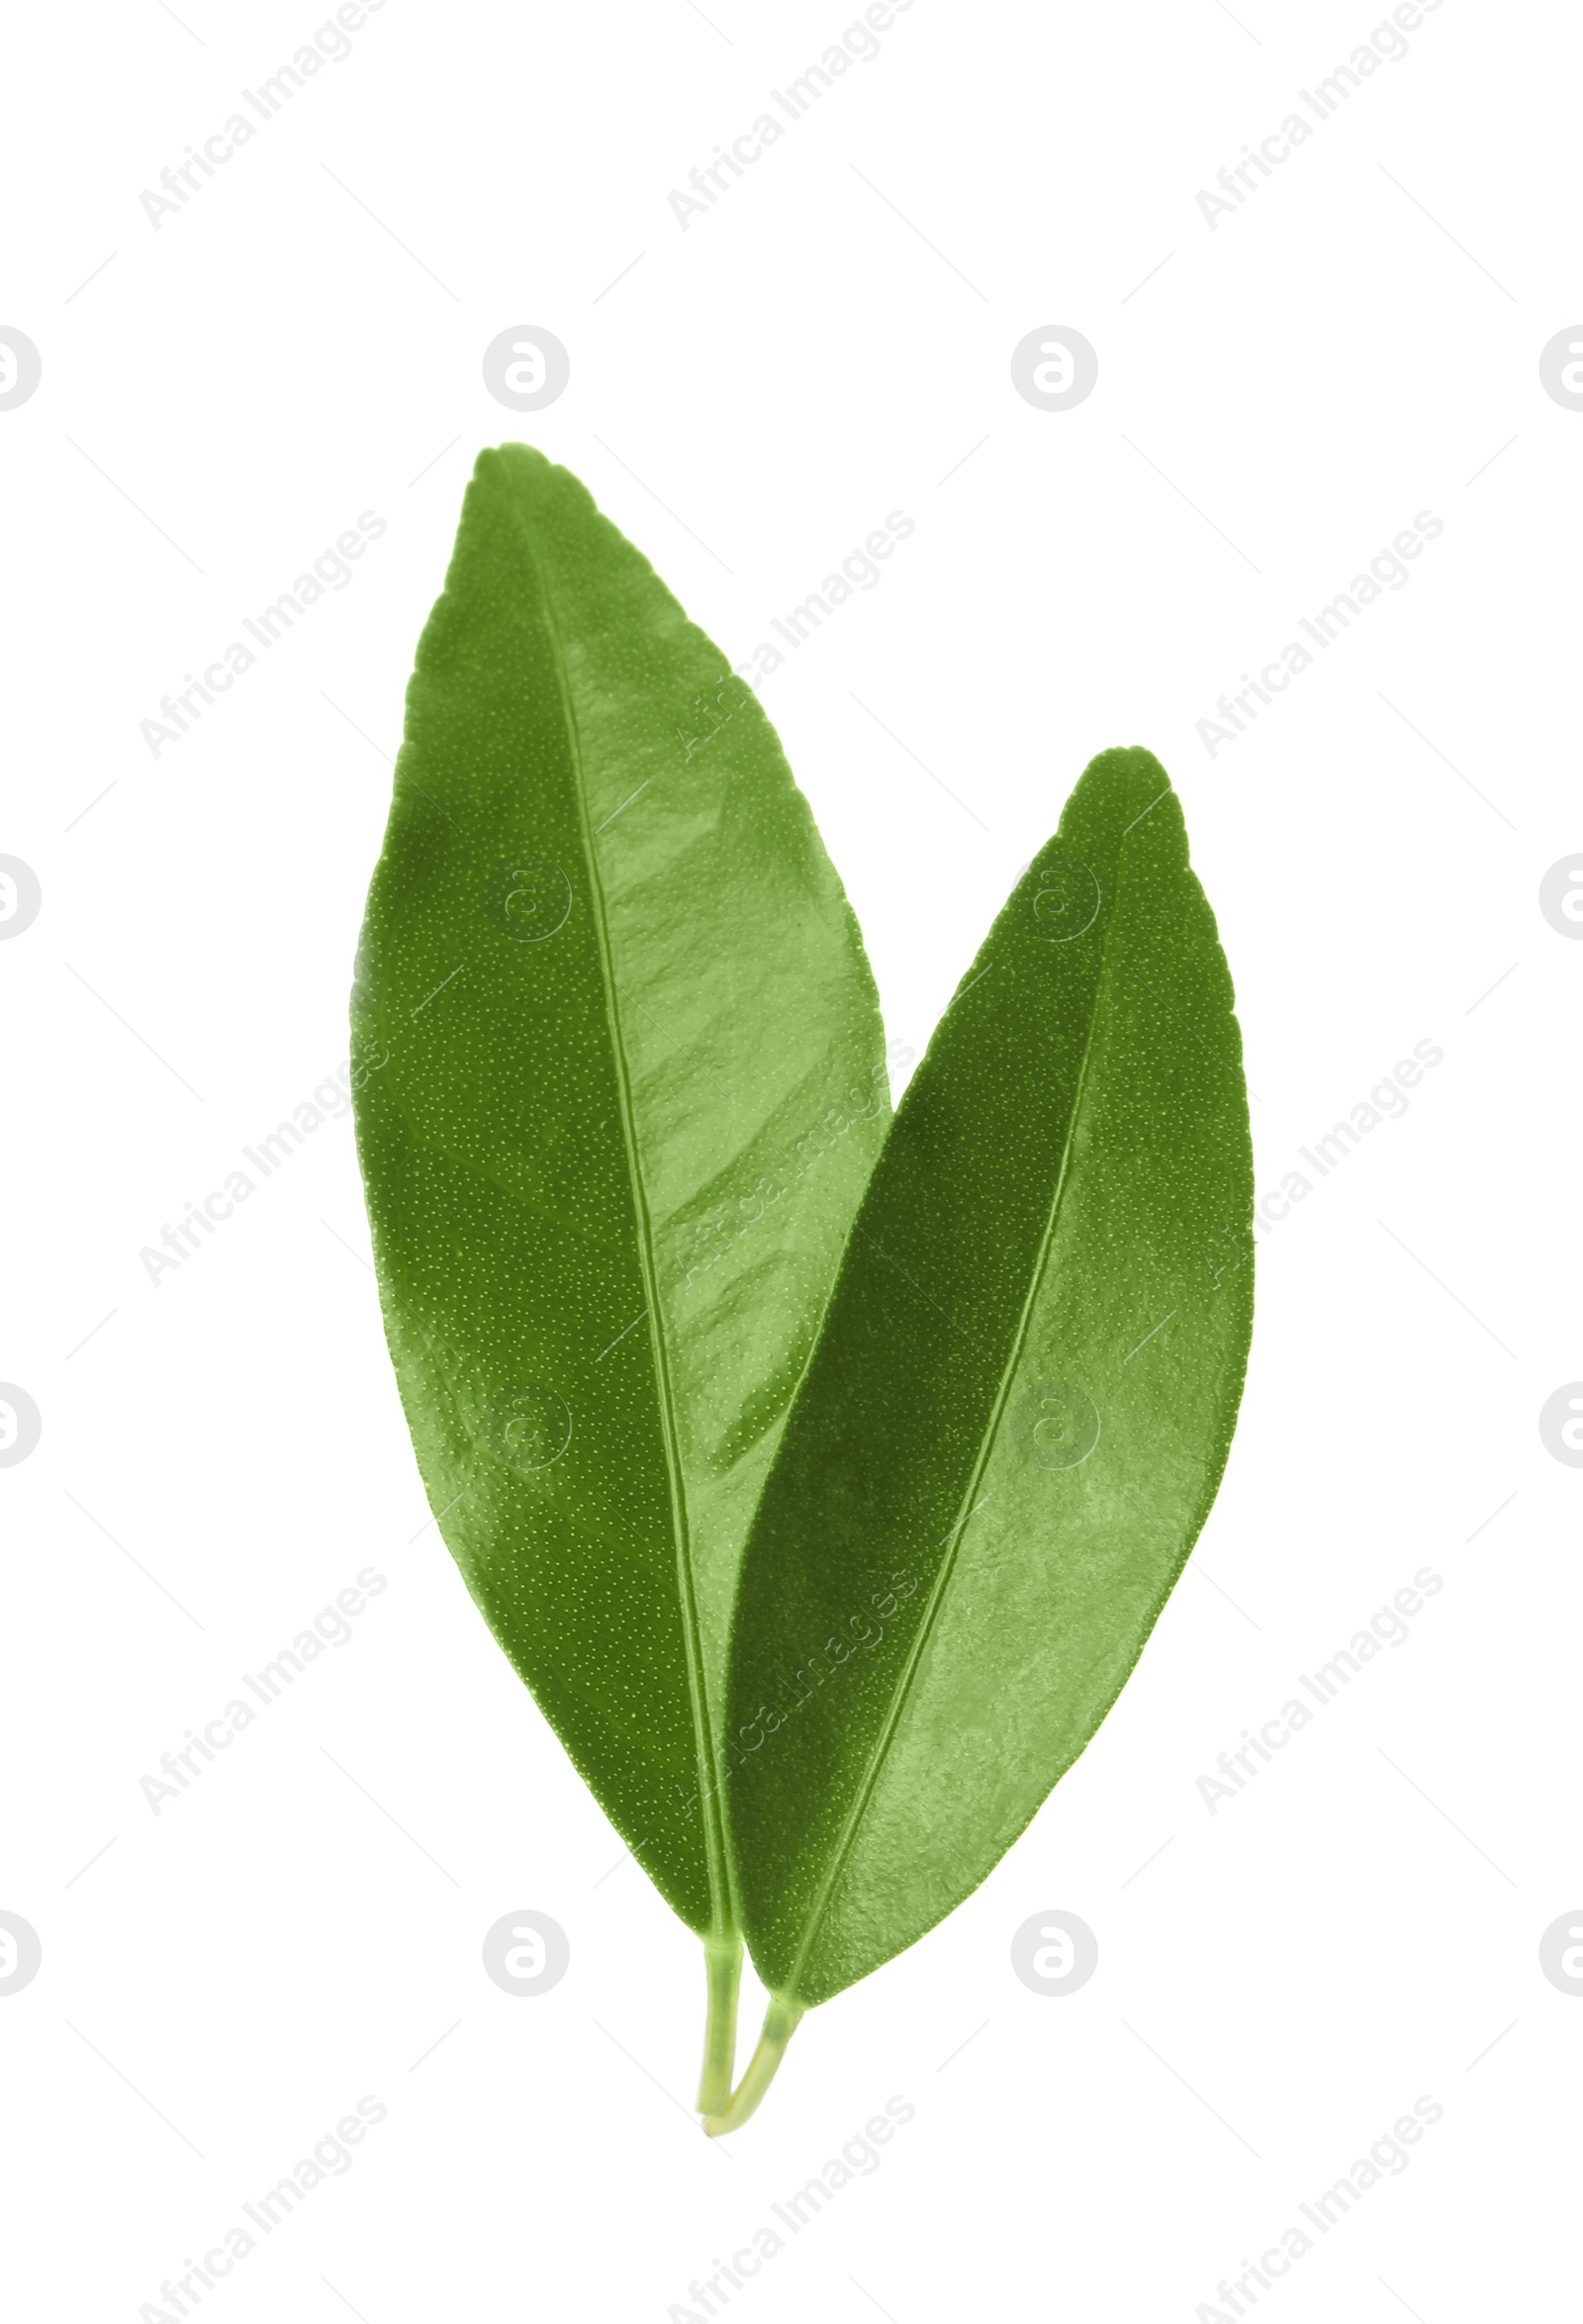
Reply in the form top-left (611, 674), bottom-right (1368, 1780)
top-left (722, 747), bottom-right (1254, 2009)
top-left (349, 446), bottom-right (888, 1962)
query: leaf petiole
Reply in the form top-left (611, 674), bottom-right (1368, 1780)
top-left (700, 1993), bottom-right (804, 2137)
top-left (696, 1934), bottom-right (744, 2116)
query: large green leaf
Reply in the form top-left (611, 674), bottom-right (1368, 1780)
top-left (722, 747), bottom-right (1253, 2011)
top-left (349, 447), bottom-right (888, 1969)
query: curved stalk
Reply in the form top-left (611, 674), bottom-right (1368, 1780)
top-left (701, 1994), bottom-right (804, 2137)
top-left (696, 1935), bottom-right (744, 2115)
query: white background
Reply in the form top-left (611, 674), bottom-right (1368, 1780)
top-left (3, 1), bottom-right (1579, 2317)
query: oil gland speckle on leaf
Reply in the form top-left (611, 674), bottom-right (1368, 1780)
top-left (352, 446), bottom-right (1253, 2135)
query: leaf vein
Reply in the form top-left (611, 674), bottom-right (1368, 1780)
top-left (519, 519), bottom-right (735, 1938)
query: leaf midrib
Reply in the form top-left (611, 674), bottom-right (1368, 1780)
top-left (782, 831), bottom-right (1129, 1998)
top-left (519, 520), bottom-right (735, 1939)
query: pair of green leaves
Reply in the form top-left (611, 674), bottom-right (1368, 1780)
top-left (350, 447), bottom-right (1254, 2132)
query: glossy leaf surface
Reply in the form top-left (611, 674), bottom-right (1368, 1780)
top-left (351, 446), bottom-right (887, 1937)
top-left (724, 748), bottom-right (1254, 2003)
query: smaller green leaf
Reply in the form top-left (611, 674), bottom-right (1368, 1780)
top-left (722, 746), bottom-right (1255, 2020)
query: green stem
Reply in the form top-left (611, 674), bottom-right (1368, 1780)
top-left (701, 1993), bottom-right (804, 2137)
top-left (696, 1935), bottom-right (743, 2116)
